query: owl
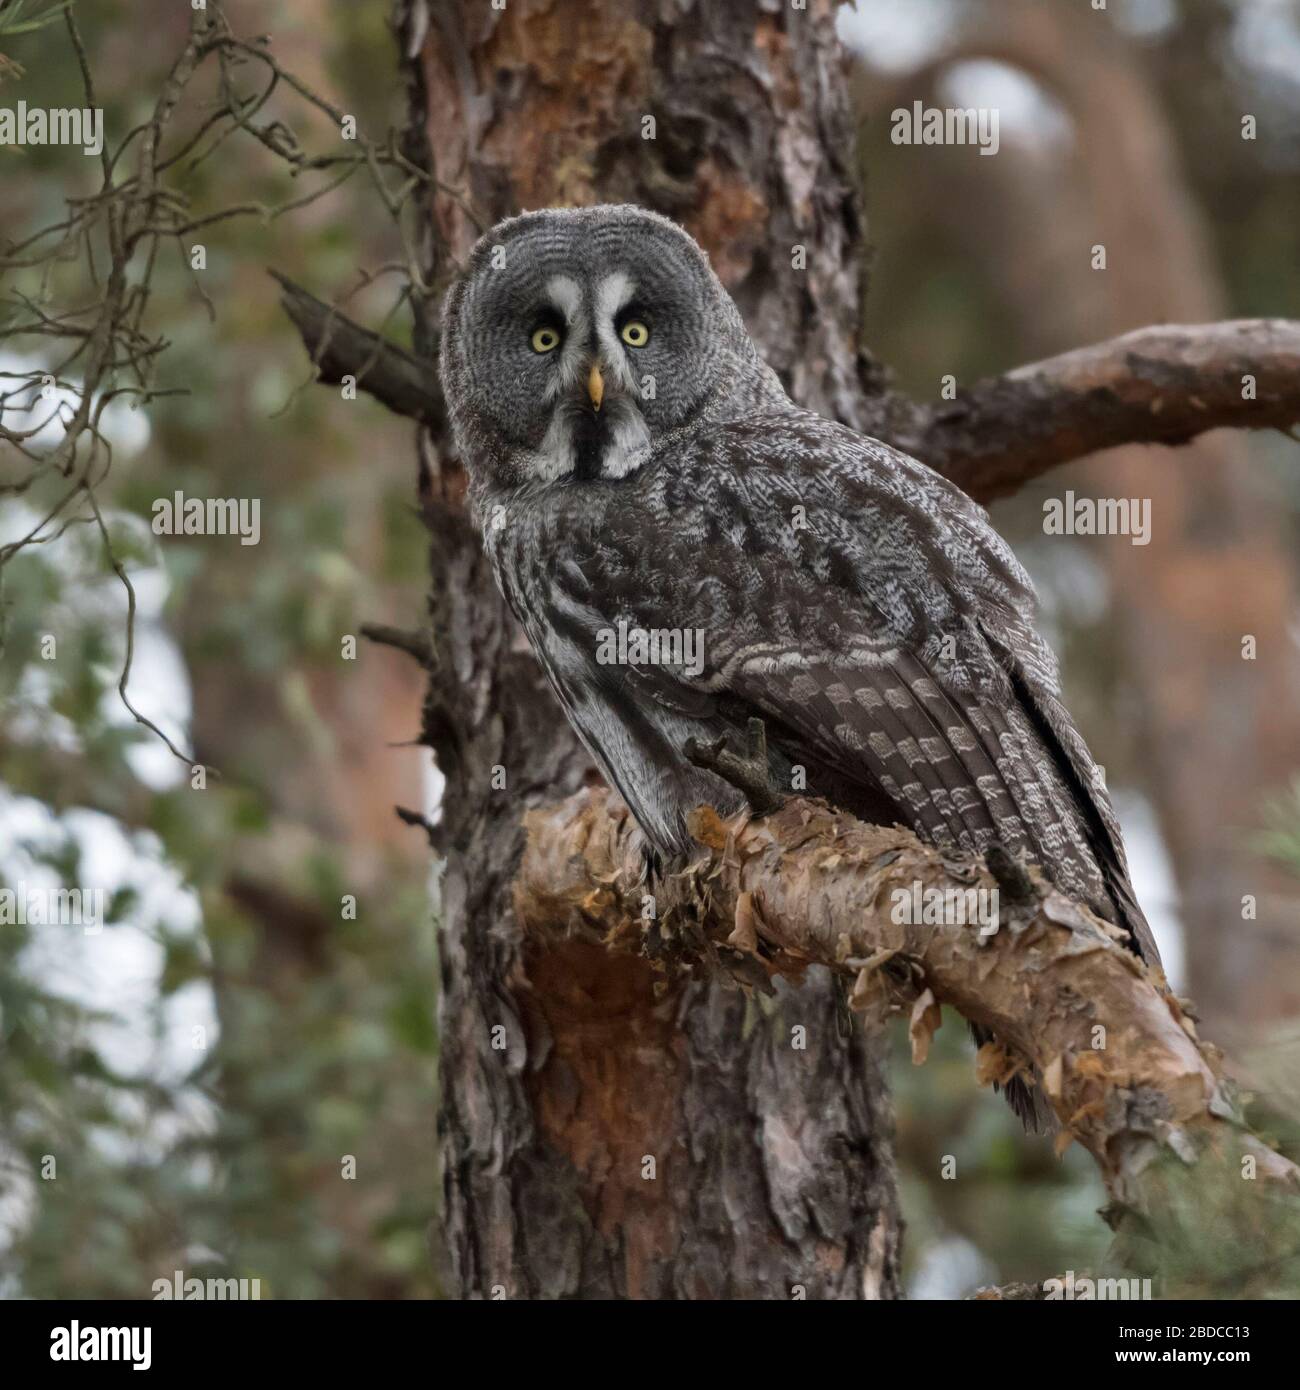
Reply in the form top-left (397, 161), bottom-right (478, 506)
top-left (440, 204), bottom-right (1161, 1127)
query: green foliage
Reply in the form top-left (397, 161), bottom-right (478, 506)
top-left (0, 0), bottom-right (75, 40)
top-left (1254, 780), bottom-right (1300, 880)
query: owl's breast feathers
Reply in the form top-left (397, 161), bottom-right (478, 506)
top-left (488, 408), bottom-right (1161, 974)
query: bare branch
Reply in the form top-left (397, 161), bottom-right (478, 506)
top-left (269, 270), bottom-right (445, 432)
top-left (0, 1), bottom-right (451, 769)
top-left (360, 621), bottom-right (434, 669)
top-left (881, 319), bottom-right (1300, 503)
top-left (84, 485), bottom-right (206, 772)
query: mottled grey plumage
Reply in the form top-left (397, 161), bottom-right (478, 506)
top-left (441, 205), bottom-right (1161, 1127)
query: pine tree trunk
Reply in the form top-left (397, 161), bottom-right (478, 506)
top-left (396, 0), bottom-right (901, 1299)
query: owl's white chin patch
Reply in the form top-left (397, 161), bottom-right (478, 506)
top-left (527, 396), bottom-right (652, 483)
top-left (529, 408), bottom-right (578, 482)
top-left (597, 405), bottom-right (652, 479)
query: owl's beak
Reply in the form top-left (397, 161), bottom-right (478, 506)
top-left (587, 362), bottom-right (605, 413)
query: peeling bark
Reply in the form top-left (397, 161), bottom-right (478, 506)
top-left (518, 788), bottom-right (1300, 1222)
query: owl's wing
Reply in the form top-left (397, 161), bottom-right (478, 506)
top-left (978, 614), bottom-right (1163, 970)
top-left (565, 411), bottom-right (1157, 967)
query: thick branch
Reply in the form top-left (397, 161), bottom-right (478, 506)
top-left (517, 787), bottom-right (1300, 1222)
top-left (885, 319), bottom-right (1300, 503)
top-left (268, 269), bottom-right (445, 432)
top-left (270, 292), bottom-right (1299, 508)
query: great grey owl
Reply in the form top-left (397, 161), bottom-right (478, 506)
top-left (440, 204), bottom-right (1161, 1128)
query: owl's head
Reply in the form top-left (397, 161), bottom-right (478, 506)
top-left (439, 204), bottom-right (784, 497)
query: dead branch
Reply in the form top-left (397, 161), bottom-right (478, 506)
top-left (360, 620), bottom-right (434, 668)
top-left (884, 319), bottom-right (1300, 502)
top-left (1, 2), bottom-right (444, 766)
top-left (270, 309), bottom-right (1300, 507)
top-left (268, 270), bottom-right (445, 433)
top-left (516, 786), bottom-right (1300, 1233)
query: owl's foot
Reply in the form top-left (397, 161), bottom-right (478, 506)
top-left (638, 842), bottom-right (664, 889)
top-left (684, 717), bottom-right (783, 817)
top-left (983, 843), bottom-right (1037, 906)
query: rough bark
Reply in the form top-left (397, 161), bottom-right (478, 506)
top-left (398, 0), bottom-right (900, 1299)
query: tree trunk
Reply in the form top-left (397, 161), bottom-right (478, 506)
top-left (398, 0), bottom-right (901, 1298)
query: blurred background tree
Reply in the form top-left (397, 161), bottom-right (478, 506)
top-left (843, 0), bottom-right (1300, 1293)
top-left (1, 0), bottom-right (1297, 1298)
top-left (1, 0), bottom-right (437, 1298)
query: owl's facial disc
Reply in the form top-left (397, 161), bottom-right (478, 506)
top-left (442, 206), bottom-right (764, 498)
top-left (526, 270), bottom-right (653, 484)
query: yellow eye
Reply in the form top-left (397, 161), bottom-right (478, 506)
top-left (531, 326), bottom-right (561, 353)
top-left (620, 320), bottom-right (650, 348)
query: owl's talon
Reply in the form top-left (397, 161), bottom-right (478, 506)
top-left (638, 843), bottom-right (663, 888)
top-left (684, 719), bottom-right (783, 817)
top-left (984, 844), bottom-right (1038, 906)
top-left (744, 717), bottom-right (768, 766)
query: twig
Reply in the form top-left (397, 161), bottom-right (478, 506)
top-left (360, 621), bottom-right (434, 669)
top-left (83, 484), bottom-right (208, 773)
